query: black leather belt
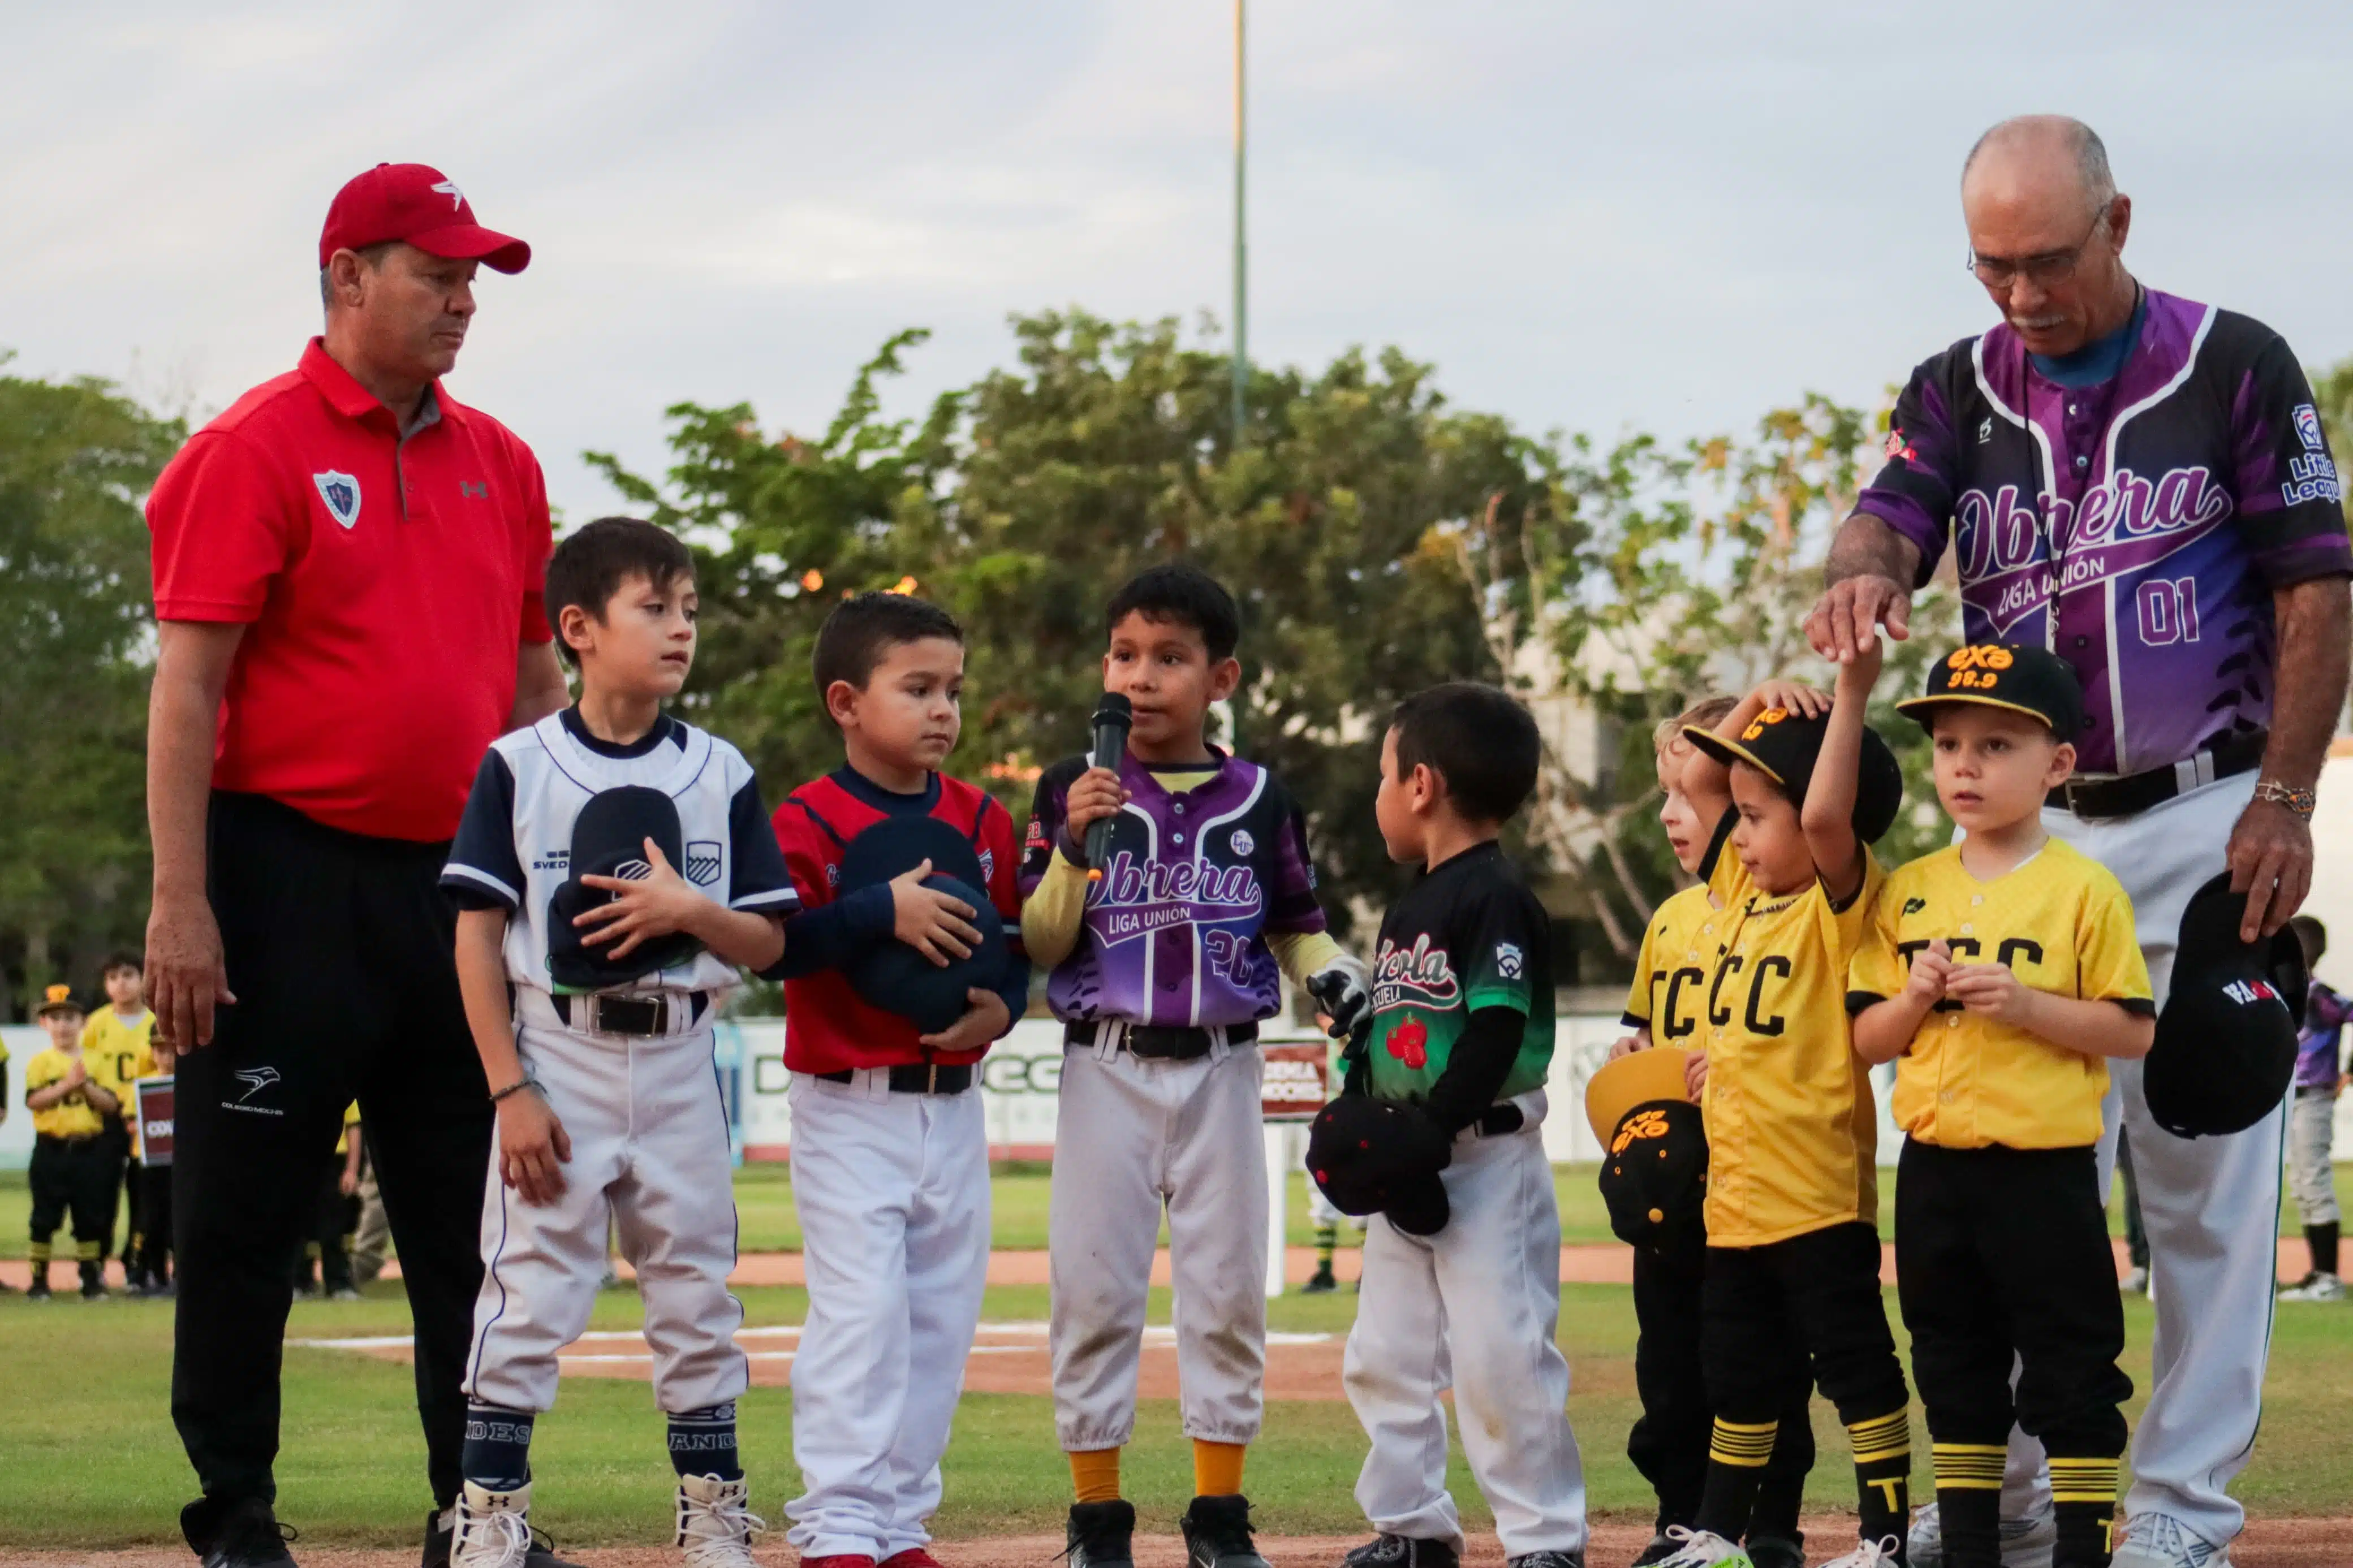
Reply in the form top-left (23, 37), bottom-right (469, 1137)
top-left (817, 1063), bottom-right (973, 1094)
top-left (551, 991), bottom-right (710, 1036)
top-left (2046, 729), bottom-right (2266, 822)
top-left (1063, 1020), bottom-right (1258, 1059)
top-left (1468, 1103), bottom-right (1526, 1138)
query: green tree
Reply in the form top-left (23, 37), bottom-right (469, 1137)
top-left (0, 364), bottom-right (182, 1016)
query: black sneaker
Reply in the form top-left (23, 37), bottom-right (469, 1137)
top-left (1341, 1535), bottom-right (1460, 1568)
top-left (1183, 1494), bottom-right (1270, 1568)
top-left (1505, 1554), bottom-right (1584, 1568)
top-left (182, 1497), bottom-right (298, 1568)
top-left (1744, 1535), bottom-right (1803, 1568)
top-left (1629, 1535), bottom-right (1680, 1568)
top-left (1065, 1500), bottom-right (1137, 1568)
top-left (1301, 1263), bottom-right (1339, 1294)
top-left (81, 1274), bottom-right (109, 1301)
top-left (25, 1279), bottom-right (51, 1301)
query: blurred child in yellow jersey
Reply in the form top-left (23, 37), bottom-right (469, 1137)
top-left (25, 986), bottom-right (119, 1301)
top-left (80, 953), bottom-right (160, 1291)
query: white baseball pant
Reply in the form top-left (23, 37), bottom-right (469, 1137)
top-left (464, 1020), bottom-right (745, 1415)
top-left (784, 1070), bottom-right (990, 1560)
top-left (1988, 771), bottom-right (2281, 1548)
top-left (1049, 1039), bottom-right (1268, 1450)
top-left (2286, 1088), bottom-right (2338, 1228)
top-left (1344, 1094), bottom-right (1587, 1558)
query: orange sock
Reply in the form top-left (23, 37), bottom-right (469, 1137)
top-left (1193, 1439), bottom-right (1246, 1497)
top-left (1069, 1446), bottom-right (1122, 1504)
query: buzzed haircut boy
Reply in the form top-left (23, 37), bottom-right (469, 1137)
top-left (812, 592), bottom-right (967, 710)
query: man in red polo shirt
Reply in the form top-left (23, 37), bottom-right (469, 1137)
top-left (143, 163), bottom-right (570, 1568)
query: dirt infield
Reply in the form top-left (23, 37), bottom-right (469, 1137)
top-left (296, 1319), bottom-right (1352, 1403)
top-left (26, 1518), bottom-right (2347, 1568)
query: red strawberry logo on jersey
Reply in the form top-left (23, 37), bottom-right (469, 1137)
top-left (1387, 1014), bottom-right (1428, 1069)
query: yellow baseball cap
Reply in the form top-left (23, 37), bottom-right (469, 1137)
top-left (1584, 1045), bottom-right (1695, 1145)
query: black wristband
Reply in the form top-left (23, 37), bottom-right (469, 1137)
top-left (489, 1078), bottom-right (537, 1104)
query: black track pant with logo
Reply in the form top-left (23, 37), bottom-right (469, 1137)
top-left (1630, 1229), bottom-right (1817, 1543)
top-left (29, 1134), bottom-right (117, 1271)
top-left (1897, 1139), bottom-right (2130, 1568)
top-left (173, 792), bottom-right (492, 1514)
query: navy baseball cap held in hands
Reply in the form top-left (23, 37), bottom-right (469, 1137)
top-left (2144, 872), bottom-right (2309, 1139)
top-left (1308, 1094), bottom-right (1453, 1236)
top-left (547, 786), bottom-right (704, 991)
top-left (1683, 705), bottom-right (1904, 843)
top-left (837, 815), bottom-right (1006, 1035)
top-left (1897, 643), bottom-right (2086, 738)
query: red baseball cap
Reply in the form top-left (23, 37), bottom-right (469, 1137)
top-left (318, 162), bottom-right (531, 274)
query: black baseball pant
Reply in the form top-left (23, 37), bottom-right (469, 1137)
top-left (137, 1161), bottom-right (174, 1284)
top-left (1896, 1139), bottom-right (2130, 1568)
top-left (1696, 1220), bottom-right (1912, 1554)
top-left (29, 1133), bottom-right (117, 1276)
top-left (1630, 1229), bottom-right (1816, 1543)
top-left (173, 792), bottom-right (493, 1517)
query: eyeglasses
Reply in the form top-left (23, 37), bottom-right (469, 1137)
top-left (1967, 207), bottom-right (2112, 290)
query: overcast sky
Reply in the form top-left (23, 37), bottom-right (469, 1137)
top-left (6, 1), bottom-right (2350, 522)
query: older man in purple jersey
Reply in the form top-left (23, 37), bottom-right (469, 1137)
top-left (1808, 116), bottom-right (2352, 1568)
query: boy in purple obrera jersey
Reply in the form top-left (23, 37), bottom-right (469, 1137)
top-left (1020, 563), bottom-right (1371, 1568)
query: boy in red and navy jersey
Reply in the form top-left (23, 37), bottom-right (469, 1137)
top-left (762, 593), bottom-right (1026, 1568)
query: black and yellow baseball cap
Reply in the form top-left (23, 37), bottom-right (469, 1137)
top-left (1683, 705), bottom-right (1904, 843)
top-left (36, 983), bottom-right (82, 1018)
top-left (1897, 643), bottom-right (2084, 737)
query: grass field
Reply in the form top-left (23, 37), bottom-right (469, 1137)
top-left (5, 1169), bottom-right (2353, 1549)
top-left (4, 1160), bottom-right (2339, 1260)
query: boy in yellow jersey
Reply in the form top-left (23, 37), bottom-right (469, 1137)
top-left (81, 953), bottom-right (158, 1289)
top-left (24, 986), bottom-right (120, 1301)
top-left (1850, 646), bottom-right (2151, 1568)
top-left (1611, 698), bottom-right (1813, 1568)
top-left (1657, 645), bottom-right (1913, 1568)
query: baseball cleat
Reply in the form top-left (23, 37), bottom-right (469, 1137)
top-left (449, 1483), bottom-right (535, 1568)
top-left (1740, 1535), bottom-right (1803, 1568)
top-left (183, 1496), bottom-right (299, 1568)
top-left (1066, 1500), bottom-right (1137, 1568)
top-left (25, 1279), bottom-right (51, 1301)
top-left (2279, 1270), bottom-right (2345, 1302)
top-left (1817, 1536), bottom-right (1903, 1568)
top-left (1644, 1529), bottom-right (1752, 1567)
top-left (1506, 1553), bottom-right (1584, 1568)
top-left (674, 1473), bottom-right (764, 1568)
top-left (1300, 1263), bottom-right (1339, 1294)
top-left (2110, 1512), bottom-right (2230, 1568)
top-left (1182, 1494), bottom-right (1270, 1568)
top-left (1339, 1534), bottom-right (1460, 1568)
top-left (879, 1552), bottom-right (942, 1568)
top-left (2120, 1264), bottom-right (2149, 1295)
top-left (1629, 1534), bottom-right (1681, 1568)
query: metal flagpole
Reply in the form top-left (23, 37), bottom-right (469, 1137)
top-left (1231, 0), bottom-right (1248, 442)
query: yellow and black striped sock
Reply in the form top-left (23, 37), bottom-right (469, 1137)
top-left (27, 1240), bottom-right (51, 1288)
top-left (1692, 1418), bottom-right (1777, 1539)
top-left (1314, 1222), bottom-right (1338, 1265)
top-left (1933, 1443), bottom-right (2007, 1564)
top-left (1848, 1409), bottom-right (1912, 1550)
top-left (75, 1238), bottom-right (102, 1263)
top-left (2050, 1455), bottom-right (2120, 1565)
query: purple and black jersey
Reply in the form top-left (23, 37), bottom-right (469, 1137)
top-left (1020, 749), bottom-right (1328, 1028)
top-left (1854, 289), bottom-right (2353, 774)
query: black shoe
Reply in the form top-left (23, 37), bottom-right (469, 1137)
top-left (1066, 1500), bottom-right (1137, 1568)
top-left (1342, 1535), bottom-right (1460, 1568)
top-left (1628, 1535), bottom-right (1679, 1568)
top-left (24, 1280), bottom-right (51, 1301)
top-left (1183, 1494), bottom-right (1270, 1568)
top-left (81, 1273), bottom-right (109, 1301)
top-left (1505, 1554), bottom-right (1583, 1568)
top-left (1743, 1536), bottom-right (1803, 1568)
top-left (1302, 1263), bottom-right (1339, 1294)
top-left (183, 1497), bottom-right (298, 1568)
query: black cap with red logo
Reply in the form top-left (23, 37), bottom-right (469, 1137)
top-left (319, 163), bottom-right (530, 274)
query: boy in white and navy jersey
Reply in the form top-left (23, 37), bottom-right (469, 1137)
top-left (441, 518), bottom-right (798, 1568)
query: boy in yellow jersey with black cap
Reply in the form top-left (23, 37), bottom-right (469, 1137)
top-left (1850, 645), bottom-right (2152, 1568)
top-left (24, 986), bottom-right (121, 1301)
top-left (1660, 645), bottom-right (1913, 1568)
top-left (1608, 698), bottom-right (1815, 1568)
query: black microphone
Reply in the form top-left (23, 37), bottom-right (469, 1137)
top-left (1083, 692), bottom-right (1132, 881)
